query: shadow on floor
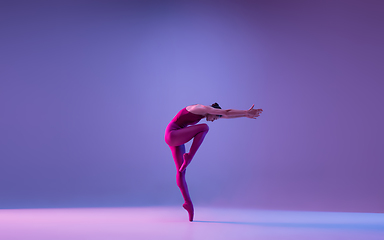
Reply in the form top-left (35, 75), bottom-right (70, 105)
top-left (193, 220), bottom-right (384, 231)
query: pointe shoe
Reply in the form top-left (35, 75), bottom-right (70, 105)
top-left (179, 153), bottom-right (192, 172)
top-left (183, 203), bottom-right (194, 222)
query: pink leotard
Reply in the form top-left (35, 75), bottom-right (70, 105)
top-left (164, 107), bottom-right (205, 146)
top-left (171, 107), bottom-right (204, 128)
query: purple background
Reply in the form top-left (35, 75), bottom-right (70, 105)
top-left (1, 1), bottom-right (383, 212)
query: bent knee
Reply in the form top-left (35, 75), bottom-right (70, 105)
top-left (200, 123), bottom-right (209, 132)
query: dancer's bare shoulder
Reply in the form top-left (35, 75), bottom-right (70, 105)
top-left (186, 104), bottom-right (229, 116)
top-left (186, 104), bottom-right (206, 115)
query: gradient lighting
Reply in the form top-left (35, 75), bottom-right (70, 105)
top-left (0, 0), bottom-right (383, 220)
top-left (0, 207), bottom-right (383, 240)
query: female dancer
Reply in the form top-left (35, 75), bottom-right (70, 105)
top-left (164, 103), bottom-right (263, 221)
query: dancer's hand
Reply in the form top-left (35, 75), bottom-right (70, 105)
top-left (246, 104), bottom-right (263, 119)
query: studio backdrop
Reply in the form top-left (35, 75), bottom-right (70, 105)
top-left (1, 0), bottom-right (383, 212)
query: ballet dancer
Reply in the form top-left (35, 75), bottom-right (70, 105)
top-left (164, 103), bottom-right (263, 221)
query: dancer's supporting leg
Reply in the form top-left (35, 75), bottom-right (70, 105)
top-left (170, 144), bottom-right (194, 221)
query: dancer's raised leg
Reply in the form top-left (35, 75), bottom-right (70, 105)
top-left (173, 124), bottom-right (209, 172)
top-left (170, 144), bottom-right (194, 221)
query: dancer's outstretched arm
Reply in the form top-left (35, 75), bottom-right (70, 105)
top-left (188, 104), bottom-right (263, 119)
top-left (222, 104), bottom-right (263, 119)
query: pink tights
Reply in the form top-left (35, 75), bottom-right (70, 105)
top-left (165, 123), bottom-right (209, 221)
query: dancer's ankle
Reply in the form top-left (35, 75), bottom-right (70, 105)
top-left (184, 200), bottom-right (193, 206)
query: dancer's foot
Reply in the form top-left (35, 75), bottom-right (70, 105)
top-left (179, 153), bottom-right (192, 172)
top-left (183, 202), bottom-right (194, 222)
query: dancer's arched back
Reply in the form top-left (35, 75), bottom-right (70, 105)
top-left (164, 103), bottom-right (262, 221)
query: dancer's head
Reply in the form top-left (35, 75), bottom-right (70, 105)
top-left (206, 102), bottom-right (222, 122)
top-left (211, 102), bottom-right (221, 110)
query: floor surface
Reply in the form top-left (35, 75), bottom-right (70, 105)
top-left (0, 207), bottom-right (383, 240)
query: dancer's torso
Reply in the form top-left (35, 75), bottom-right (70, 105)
top-left (170, 107), bottom-right (204, 128)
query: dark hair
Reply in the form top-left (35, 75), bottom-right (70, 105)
top-left (211, 102), bottom-right (222, 117)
